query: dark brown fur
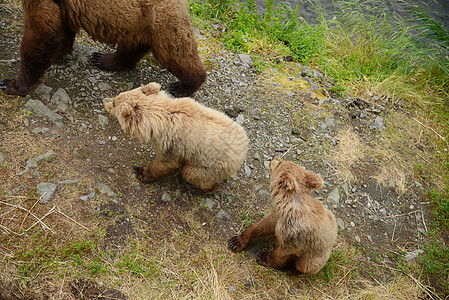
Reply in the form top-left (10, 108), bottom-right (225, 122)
top-left (0, 0), bottom-right (206, 97)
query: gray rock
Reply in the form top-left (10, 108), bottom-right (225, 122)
top-left (302, 66), bottom-right (313, 77)
top-left (264, 160), bottom-right (270, 169)
top-left (80, 191), bottom-right (96, 202)
top-left (0, 152), bottom-right (4, 165)
top-left (313, 70), bottom-right (323, 78)
top-left (404, 249), bottom-right (424, 262)
top-left (336, 218), bottom-right (345, 230)
top-left (388, 178), bottom-right (396, 190)
top-left (224, 192), bottom-right (236, 203)
top-left (371, 116), bottom-right (385, 131)
top-left (236, 114), bottom-right (244, 125)
top-left (325, 117), bottom-right (335, 127)
top-left (50, 88), bottom-right (71, 112)
top-left (31, 127), bottom-right (49, 134)
top-left (379, 208), bottom-right (387, 216)
top-left (22, 150), bottom-right (57, 173)
top-left (244, 163), bottom-right (251, 177)
top-left (37, 182), bottom-right (57, 204)
top-left (98, 114), bottom-right (109, 127)
top-left (34, 84), bottom-right (52, 102)
top-left (25, 99), bottom-right (64, 127)
top-left (228, 286), bottom-right (237, 293)
top-left (327, 187), bottom-right (340, 208)
top-left (238, 54), bottom-right (252, 66)
top-left (161, 193), bottom-right (171, 201)
top-left (58, 179), bottom-right (80, 185)
top-left (175, 189), bottom-right (181, 199)
top-left (216, 209), bottom-right (230, 220)
top-left (341, 182), bottom-right (350, 198)
top-left (304, 77), bottom-right (319, 91)
top-left (291, 137), bottom-right (305, 144)
top-left (97, 183), bottom-right (116, 197)
top-left (98, 82), bottom-right (112, 92)
top-left (193, 26), bottom-right (205, 40)
top-left (23, 119), bottom-right (29, 127)
top-left (70, 44), bottom-right (96, 65)
top-left (203, 198), bottom-right (216, 211)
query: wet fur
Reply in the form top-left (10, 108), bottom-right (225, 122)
top-left (0, 0), bottom-right (206, 97)
top-left (103, 82), bottom-right (248, 193)
top-left (229, 157), bottom-right (337, 274)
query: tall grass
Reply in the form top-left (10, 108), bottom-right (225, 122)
top-left (407, 2), bottom-right (449, 89)
top-left (189, 0), bottom-right (325, 62)
top-left (189, 0), bottom-right (449, 102)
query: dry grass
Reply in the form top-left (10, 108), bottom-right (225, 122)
top-left (328, 128), bottom-right (365, 183)
top-left (372, 164), bottom-right (407, 194)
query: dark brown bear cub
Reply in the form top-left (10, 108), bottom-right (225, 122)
top-left (229, 157), bottom-right (338, 274)
top-left (0, 0), bottom-right (206, 97)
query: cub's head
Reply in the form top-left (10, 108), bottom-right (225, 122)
top-left (269, 157), bottom-right (323, 196)
top-left (102, 82), bottom-right (162, 141)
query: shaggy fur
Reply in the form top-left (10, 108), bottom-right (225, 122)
top-left (103, 82), bottom-right (248, 193)
top-left (229, 157), bottom-right (337, 274)
top-left (0, 0), bottom-right (206, 97)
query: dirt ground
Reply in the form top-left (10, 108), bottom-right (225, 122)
top-left (0, 1), bottom-right (447, 299)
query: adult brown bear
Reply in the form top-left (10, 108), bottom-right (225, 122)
top-left (0, 0), bottom-right (206, 97)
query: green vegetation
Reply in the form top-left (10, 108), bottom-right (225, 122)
top-left (189, 0), bottom-right (449, 100)
top-left (420, 230), bottom-right (449, 294)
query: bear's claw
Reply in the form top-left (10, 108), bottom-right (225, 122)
top-left (228, 236), bottom-right (242, 252)
top-left (256, 250), bottom-right (269, 267)
top-left (170, 81), bottom-right (195, 98)
top-left (0, 79), bottom-right (26, 96)
top-left (91, 52), bottom-right (105, 69)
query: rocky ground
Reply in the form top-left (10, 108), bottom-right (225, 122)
top-left (0, 1), bottom-right (445, 299)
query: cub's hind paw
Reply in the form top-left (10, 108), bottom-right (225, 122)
top-left (256, 250), bottom-right (270, 267)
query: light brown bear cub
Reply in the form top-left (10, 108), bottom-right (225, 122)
top-left (103, 82), bottom-right (248, 193)
top-left (229, 157), bottom-right (337, 274)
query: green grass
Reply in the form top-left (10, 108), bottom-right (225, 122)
top-left (189, 0), bottom-right (449, 101)
top-left (420, 230), bottom-right (449, 295)
top-left (189, 0), bottom-right (325, 62)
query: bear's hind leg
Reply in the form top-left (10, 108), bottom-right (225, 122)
top-left (149, 16), bottom-right (206, 97)
top-left (229, 213), bottom-right (276, 252)
top-left (0, 0), bottom-right (72, 96)
top-left (60, 27), bottom-right (76, 57)
top-left (181, 165), bottom-right (219, 193)
top-left (92, 44), bottom-right (149, 71)
top-left (294, 252), bottom-right (331, 275)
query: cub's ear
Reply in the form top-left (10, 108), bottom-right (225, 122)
top-left (141, 82), bottom-right (161, 96)
top-left (120, 100), bottom-right (141, 119)
top-left (304, 171), bottom-right (323, 190)
top-left (277, 173), bottom-right (299, 193)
